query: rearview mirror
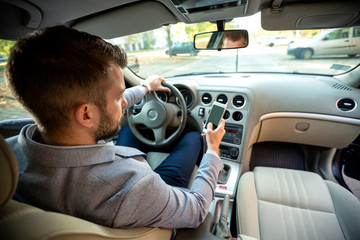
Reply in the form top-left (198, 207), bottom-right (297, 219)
top-left (194, 30), bottom-right (248, 50)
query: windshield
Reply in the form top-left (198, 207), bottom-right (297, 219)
top-left (107, 13), bottom-right (360, 78)
top-left (1, 13), bottom-right (360, 122)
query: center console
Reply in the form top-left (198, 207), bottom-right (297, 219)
top-left (184, 89), bottom-right (250, 239)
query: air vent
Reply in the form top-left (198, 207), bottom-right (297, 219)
top-left (337, 98), bottom-right (356, 111)
top-left (332, 83), bottom-right (352, 91)
top-left (217, 94), bottom-right (228, 104)
top-left (233, 95), bottom-right (245, 108)
top-left (201, 93), bottom-right (212, 104)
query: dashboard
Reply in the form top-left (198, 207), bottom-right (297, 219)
top-left (125, 70), bottom-right (360, 179)
top-left (162, 73), bottom-right (360, 168)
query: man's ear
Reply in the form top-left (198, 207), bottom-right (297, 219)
top-left (74, 103), bottom-right (97, 128)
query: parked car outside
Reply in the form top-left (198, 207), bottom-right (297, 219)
top-left (257, 35), bottom-right (293, 47)
top-left (288, 27), bottom-right (360, 59)
top-left (165, 42), bottom-right (199, 56)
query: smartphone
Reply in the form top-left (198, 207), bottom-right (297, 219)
top-left (205, 102), bottom-right (227, 129)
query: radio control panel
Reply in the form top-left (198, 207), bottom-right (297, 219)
top-left (222, 123), bottom-right (243, 145)
top-left (219, 145), bottom-right (239, 160)
top-left (219, 123), bottom-right (243, 161)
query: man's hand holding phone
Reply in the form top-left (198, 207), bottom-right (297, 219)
top-left (204, 102), bottom-right (226, 129)
top-left (202, 119), bottom-right (226, 155)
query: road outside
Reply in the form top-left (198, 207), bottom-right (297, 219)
top-left (1, 43), bottom-right (359, 122)
top-left (135, 43), bottom-right (359, 78)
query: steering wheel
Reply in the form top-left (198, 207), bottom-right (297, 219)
top-left (127, 82), bottom-right (187, 147)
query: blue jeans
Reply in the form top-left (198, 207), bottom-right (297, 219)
top-left (116, 126), bottom-right (203, 188)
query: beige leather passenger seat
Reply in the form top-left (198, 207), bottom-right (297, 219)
top-left (0, 135), bottom-right (172, 240)
top-left (236, 167), bottom-right (360, 240)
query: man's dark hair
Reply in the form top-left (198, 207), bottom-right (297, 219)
top-left (224, 31), bottom-right (246, 42)
top-left (5, 25), bottom-right (127, 135)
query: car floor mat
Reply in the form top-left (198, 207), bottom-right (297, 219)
top-left (250, 142), bottom-right (305, 171)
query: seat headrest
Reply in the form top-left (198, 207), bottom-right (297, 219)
top-left (0, 135), bottom-right (18, 209)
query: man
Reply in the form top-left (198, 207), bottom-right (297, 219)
top-left (5, 26), bottom-right (225, 228)
top-left (222, 31), bottom-right (248, 48)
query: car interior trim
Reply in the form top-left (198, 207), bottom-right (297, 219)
top-left (215, 159), bottom-right (241, 198)
top-left (254, 114), bottom-right (360, 149)
top-left (259, 112), bottom-right (360, 125)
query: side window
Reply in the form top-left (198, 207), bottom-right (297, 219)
top-left (325, 28), bottom-right (350, 40)
top-left (353, 27), bottom-right (360, 38)
top-left (325, 29), bottom-right (340, 40)
top-left (0, 39), bottom-right (31, 121)
top-left (340, 28), bottom-right (350, 39)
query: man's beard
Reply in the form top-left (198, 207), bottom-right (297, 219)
top-left (94, 109), bottom-right (121, 141)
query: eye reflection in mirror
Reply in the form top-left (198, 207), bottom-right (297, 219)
top-left (194, 30), bottom-right (248, 50)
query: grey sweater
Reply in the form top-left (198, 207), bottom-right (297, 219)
top-left (8, 86), bottom-right (224, 228)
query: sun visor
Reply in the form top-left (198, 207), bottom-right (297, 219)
top-left (0, 0), bottom-right (42, 40)
top-left (170, 0), bottom-right (249, 23)
top-left (73, 1), bottom-right (177, 39)
top-left (261, 1), bottom-right (360, 30)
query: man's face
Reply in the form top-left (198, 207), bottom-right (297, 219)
top-left (94, 64), bottom-right (127, 141)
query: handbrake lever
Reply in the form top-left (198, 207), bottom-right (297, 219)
top-left (215, 195), bottom-right (232, 239)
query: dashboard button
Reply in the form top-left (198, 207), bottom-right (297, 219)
top-left (198, 107), bottom-right (205, 117)
top-left (230, 148), bottom-right (239, 157)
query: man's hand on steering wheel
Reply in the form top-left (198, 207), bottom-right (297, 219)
top-left (141, 75), bottom-right (171, 94)
top-left (128, 76), bottom-right (188, 147)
